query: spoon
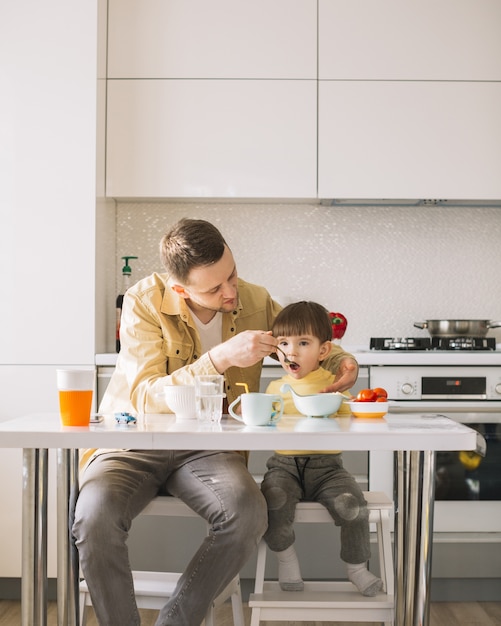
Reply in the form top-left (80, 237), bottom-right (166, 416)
top-left (276, 346), bottom-right (297, 366)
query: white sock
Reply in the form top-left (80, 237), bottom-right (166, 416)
top-left (274, 545), bottom-right (304, 591)
top-left (346, 562), bottom-right (383, 597)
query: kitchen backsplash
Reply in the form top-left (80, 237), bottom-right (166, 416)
top-left (113, 202), bottom-right (501, 348)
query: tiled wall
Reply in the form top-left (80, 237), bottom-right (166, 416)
top-left (113, 202), bottom-right (501, 348)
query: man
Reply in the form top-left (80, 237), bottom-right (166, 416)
top-left (73, 218), bottom-right (358, 626)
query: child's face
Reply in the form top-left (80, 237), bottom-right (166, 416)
top-left (275, 333), bottom-right (331, 379)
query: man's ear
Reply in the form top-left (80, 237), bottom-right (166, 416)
top-left (171, 283), bottom-right (189, 299)
top-left (319, 340), bottom-right (333, 362)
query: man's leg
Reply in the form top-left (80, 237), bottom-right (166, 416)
top-left (73, 451), bottom-right (175, 626)
top-left (156, 451), bottom-right (268, 626)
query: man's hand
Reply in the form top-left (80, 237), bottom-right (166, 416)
top-left (209, 330), bottom-right (277, 373)
top-left (319, 357), bottom-right (358, 393)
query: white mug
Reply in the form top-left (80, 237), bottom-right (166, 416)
top-left (229, 393), bottom-right (284, 426)
top-left (163, 385), bottom-right (196, 421)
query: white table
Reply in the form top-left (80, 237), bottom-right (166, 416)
top-left (0, 412), bottom-right (477, 626)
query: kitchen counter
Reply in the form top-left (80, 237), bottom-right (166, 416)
top-left (96, 352), bottom-right (119, 366)
top-left (97, 347), bottom-right (501, 368)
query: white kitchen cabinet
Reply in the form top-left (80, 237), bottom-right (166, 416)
top-left (0, 0), bottom-right (100, 580)
top-left (1, 2), bottom-right (98, 365)
top-left (319, 0), bottom-right (501, 80)
top-left (105, 0), bottom-right (501, 201)
top-left (106, 79), bottom-right (317, 198)
top-left (318, 81), bottom-right (501, 200)
top-left (108, 0), bottom-right (317, 79)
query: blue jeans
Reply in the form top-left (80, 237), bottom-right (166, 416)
top-left (73, 450), bottom-right (267, 626)
top-left (261, 453), bottom-right (370, 564)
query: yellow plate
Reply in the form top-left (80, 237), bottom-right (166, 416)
top-left (348, 401), bottom-right (389, 419)
top-left (352, 411), bottom-right (387, 419)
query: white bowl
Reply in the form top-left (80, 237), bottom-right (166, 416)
top-left (347, 401), bottom-right (389, 419)
top-left (163, 385), bottom-right (196, 420)
top-left (281, 384), bottom-right (346, 418)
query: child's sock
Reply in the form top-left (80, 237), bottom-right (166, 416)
top-left (346, 562), bottom-right (383, 597)
top-left (274, 545), bottom-right (304, 591)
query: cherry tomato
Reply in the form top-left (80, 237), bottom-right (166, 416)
top-left (373, 387), bottom-right (388, 399)
top-left (376, 396), bottom-right (388, 402)
top-left (356, 388), bottom-right (378, 402)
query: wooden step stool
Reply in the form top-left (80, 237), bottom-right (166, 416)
top-left (79, 496), bottom-right (245, 626)
top-left (248, 491), bottom-right (394, 626)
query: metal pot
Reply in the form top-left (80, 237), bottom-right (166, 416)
top-left (413, 319), bottom-right (501, 338)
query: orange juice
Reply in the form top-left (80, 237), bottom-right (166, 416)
top-left (58, 390), bottom-right (93, 426)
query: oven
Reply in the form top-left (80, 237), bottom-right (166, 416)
top-left (366, 344), bottom-right (501, 533)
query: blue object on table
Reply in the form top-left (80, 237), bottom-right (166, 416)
top-left (114, 411), bottom-right (137, 425)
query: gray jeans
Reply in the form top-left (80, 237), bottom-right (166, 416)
top-left (260, 453), bottom-right (370, 564)
top-left (73, 450), bottom-right (267, 626)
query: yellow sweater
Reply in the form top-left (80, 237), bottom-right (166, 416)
top-left (266, 367), bottom-right (351, 455)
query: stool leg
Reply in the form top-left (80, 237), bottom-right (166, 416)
top-left (375, 511), bottom-right (387, 593)
top-left (250, 540), bottom-right (267, 626)
top-left (205, 575), bottom-right (244, 626)
top-left (230, 578), bottom-right (245, 626)
top-left (380, 510), bottom-right (394, 626)
top-left (204, 604), bottom-right (216, 626)
top-left (79, 592), bottom-right (87, 626)
top-left (250, 607), bottom-right (261, 626)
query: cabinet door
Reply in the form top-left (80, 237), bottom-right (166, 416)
top-left (108, 0), bottom-right (317, 79)
top-left (318, 81), bottom-right (501, 199)
top-left (106, 80), bottom-right (317, 198)
top-left (0, 0), bottom-right (97, 364)
top-left (319, 0), bottom-right (501, 80)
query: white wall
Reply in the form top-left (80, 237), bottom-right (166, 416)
top-left (108, 202), bottom-right (501, 351)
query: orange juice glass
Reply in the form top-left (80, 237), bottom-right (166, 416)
top-left (58, 389), bottom-right (93, 426)
top-left (56, 368), bottom-right (94, 426)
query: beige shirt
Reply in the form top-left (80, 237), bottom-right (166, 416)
top-left (100, 274), bottom-right (283, 414)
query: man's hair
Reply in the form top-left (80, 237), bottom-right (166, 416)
top-left (159, 218), bottom-right (228, 283)
top-left (272, 301), bottom-right (332, 343)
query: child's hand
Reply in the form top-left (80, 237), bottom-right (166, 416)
top-left (319, 358), bottom-right (358, 393)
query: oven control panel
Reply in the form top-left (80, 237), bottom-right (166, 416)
top-left (369, 365), bottom-right (501, 401)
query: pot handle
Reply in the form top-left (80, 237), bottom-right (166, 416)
top-left (487, 321), bottom-right (501, 329)
top-left (413, 322), bottom-right (428, 330)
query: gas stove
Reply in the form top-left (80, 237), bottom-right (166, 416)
top-left (366, 337), bottom-right (501, 402)
top-left (370, 337), bottom-right (497, 351)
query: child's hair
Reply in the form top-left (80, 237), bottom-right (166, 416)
top-left (272, 301), bottom-right (332, 343)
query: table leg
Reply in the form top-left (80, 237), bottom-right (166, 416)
top-left (22, 448), bottom-right (48, 626)
top-left (57, 449), bottom-right (80, 626)
top-left (395, 450), bottom-right (436, 626)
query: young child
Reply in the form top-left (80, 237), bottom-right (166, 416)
top-left (261, 300), bottom-right (383, 597)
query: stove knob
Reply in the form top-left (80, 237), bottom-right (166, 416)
top-left (495, 383), bottom-right (501, 395)
top-left (401, 382), bottom-right (414, 396)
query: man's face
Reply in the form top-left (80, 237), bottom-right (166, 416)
top-left (173, 246), bottom-right (239, 315)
